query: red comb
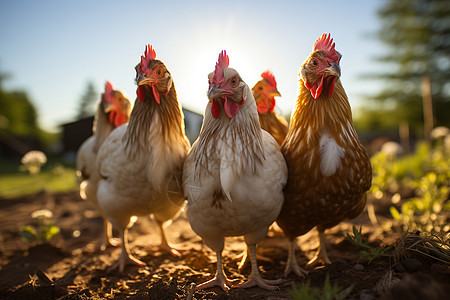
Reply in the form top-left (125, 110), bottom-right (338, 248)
top-left (104, 81), bottom-right (114, 103)
top-left (212, 50), bottom-right (229, 84)
top-left (313, 33), bottom-right (339, 62)
top-left (261, 70), bottom-right (277, 89)
top-left (139, 44), bottom-right (156, 73)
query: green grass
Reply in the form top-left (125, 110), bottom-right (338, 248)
top-left (0, 164), bottom-right (78, 198)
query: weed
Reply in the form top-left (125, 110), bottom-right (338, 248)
top-left (346, 225), bottom-right (393, 263)
top-left (20, 209), bottom-right (60, 243)
top-left (289, 273), bottom-right (353, 300)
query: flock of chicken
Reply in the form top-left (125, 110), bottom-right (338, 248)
top-left (76, 33), bottom-right (372, 291)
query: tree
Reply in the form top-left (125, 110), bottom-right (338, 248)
top-left (76, 81), bottom-right (98, 119)
top-left (368, 0), bottom-right (450, 136)
top-left (0, 77), bottom-right (40, 137)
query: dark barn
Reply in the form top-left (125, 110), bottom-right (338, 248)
top-left (60, 116), bottom-right (94, 157)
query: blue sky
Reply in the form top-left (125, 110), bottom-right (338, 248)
top-left (0, 0), bottom-right (385, 132)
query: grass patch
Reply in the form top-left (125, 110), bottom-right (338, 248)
top-left (0, 164), bottom-right (77, 198)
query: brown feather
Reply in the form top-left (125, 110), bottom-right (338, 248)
top-left (259, 112), bottom-right (288, 146)
top-left (277, 78), bottom-right (372, 240)
top-left (123, 73), bottom-right (187, 159)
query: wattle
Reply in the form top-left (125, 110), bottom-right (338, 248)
top-left (224, 97), bottom-right (239, 118)
top-left (137, 86), bottom-right (145, 102)
top-left (211, 99), bottom-right (221, 119)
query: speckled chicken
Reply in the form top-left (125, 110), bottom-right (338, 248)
top-left (183, 51), bottom-right (287, 291)
top-left (277, 34), bottom-right (372, 277)
top-left (96, 45), bottom-right (190, 272)
top-left (251, 71), bottom-right (288, 146)
top-left (76, 81), bottom-right (131, 251)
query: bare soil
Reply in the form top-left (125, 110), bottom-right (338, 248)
top-left (0, 191), bottom-right (448, 299)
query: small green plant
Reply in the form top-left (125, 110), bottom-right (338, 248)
top-left (346, 225), bottom-right (393, 263)
top-left (289, 273), bottom-right (353, 300)
top-left (20, 209), bottom-right (60, 243)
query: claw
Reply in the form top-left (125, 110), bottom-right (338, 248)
top-left (235, 244), bottom-right (282, 290)
top-left (194, 251), bottom-right (236, 291)
top-left (284, 240), bottom-right (308, 278)
top-left (107, 253), bottom-right (145, 273)
top-left (234, 276), bottom-right (283, 291)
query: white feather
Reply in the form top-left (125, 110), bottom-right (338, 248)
top-left (319, 132), bottom-right (345, 177)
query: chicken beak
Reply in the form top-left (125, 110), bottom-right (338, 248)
top-left (208, 86), bottom-right (226, 101)
top-left (269, 89), bottom-right (281, 98)
top-left (137, 72), bottom-right (156, 86)
top-left (325, 62), bottom-right (341, 77)
top-left (138, 77), bottom-right (156, 86)
top-left (103, 101), bottom-right (116, 113)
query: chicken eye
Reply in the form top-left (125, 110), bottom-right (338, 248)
top-left (258, 86), bottom-right (263, 91)
top-left (230, 76), bottom-right (239, 87)
top-left (310, 59), bottom-right (319, 68)
top-left (155, 67), bottom-right (164, 78)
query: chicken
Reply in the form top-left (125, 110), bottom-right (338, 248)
top-left (76, 81), bottom-right (131, 251)
top-left (183, 51), bottom-right (287, 291)
top-left (277, 33), bottom-right (372, 277)
top-left (252, 71), bottom-right (288, 145)
top-left (96, 45), bottom-right (190, 272)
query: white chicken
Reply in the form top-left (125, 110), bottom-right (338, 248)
top-left (183, 51), bottom-right (287, 291)
top-left (96, 45), bottom-right (190, 272)
top-left (76, 81), bottom-right (131, 251)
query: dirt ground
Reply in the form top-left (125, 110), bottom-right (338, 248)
top-left (0, 191), bottom-right (448, 299)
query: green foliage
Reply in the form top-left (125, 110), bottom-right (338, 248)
top-left (0, 70), bottom-right (58, 150)
top-left (367, 0), bottom-right (450, 132)
top-left (354, 107), bottom-right (404, 134)
top-left (391, 172), bottom-right (449, 232)
top-left (370, 138), bottom-right (450, 233)
top-left (289, 273), bottom-right (353, 300)
top-left (0, 89), bottom-right (40, 136)
top-left (346, 226), bottom-right (393, 263)
top-left (370, 151), bottom-right (399, 197)
top-left (20, 209), bottom-right (60, 243)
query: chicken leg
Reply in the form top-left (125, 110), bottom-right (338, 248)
top-left (237, 245), bottom-right (272, 272)
top-left (284, 239), bottom-right (308, 278)
top-left (145, 219), bottom-right (183, 257)
top-left (194, 251), bottom-right (235, 291)
top-left (108, 228), bottom-right (145, 273)
top-left (306, 228), bottom-right (331, 268)
top-left (234, 244), bottom-right (284, 290)
top-left (99, 219), bottom-right (121, 252)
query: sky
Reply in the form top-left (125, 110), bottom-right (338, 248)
top-left (0, 0), bottom-right (385, 132)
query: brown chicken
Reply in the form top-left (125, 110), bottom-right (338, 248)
top-left (251, 71), bottom-right (288, 146)
top-left (277, 33), bottom-right (372, 277)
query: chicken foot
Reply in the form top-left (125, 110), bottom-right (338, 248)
top-left (108, 228), bottom-right (145, 273)
top-left (284, 239), bottom-right (308, 278)
top-left (194, 251), bottom-right (236, 291)
top-left (306, 228), bottom-right (331, 268)
top-left (234, 245), bottom-right (284, 290)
